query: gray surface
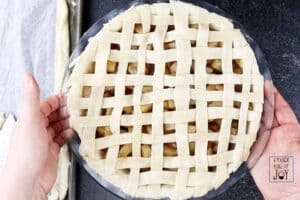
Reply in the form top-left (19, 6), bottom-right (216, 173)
top-left (76, 0), bottom-right (300, 200)
top-left (0, 0), bottom-right (56, 116)
top-left (207, 0), bottom-right (300, 120)
top-left (83, 0), bottom-right (300, 120)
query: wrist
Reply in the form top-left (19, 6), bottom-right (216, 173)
top-left (0, 164), bottom-right (35, 200)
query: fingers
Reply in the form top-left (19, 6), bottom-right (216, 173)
top-left (48, 117), bottom-right (74, 147)
top-left (41, 94), bottom-right (68, 126)
top-left (273, 86), bottom-right (298, 126)
top-left (51, 118), bottom-right (70, 133)
top-left (49, 141), bottom-right (60, 159)
top-left (60, 128), bottom-right (74, 140)
top-left (48, 106), bottom-right (69, 124)
top-left (48, 123), bottom-right (73, 140)
top-left (19, 74), bottom-right (41, 123)
top-left (272, 117), bottom-right (280, 128)
top-left (40, 93), bottom-right (67, 117)
top-left (54, 135), bottom-right (65, 147)
top-left (54, 129), bottom-right (74, 147)
top-left (40, 95), bottom-right (61, 117)
top-left (276, 124), bottom-right (300, 140)
top-left (263, 81), bottom-right (275, 129)
top-left (47, 126), bottom-right (56, 139)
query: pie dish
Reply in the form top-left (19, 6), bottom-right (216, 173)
top-left (68, 1), bottom-right (264, 199)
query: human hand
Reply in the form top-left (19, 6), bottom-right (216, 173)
top-left (0, 74), bottom-right (73, 200)
top-left (251, 86), bottom-right (300, 200)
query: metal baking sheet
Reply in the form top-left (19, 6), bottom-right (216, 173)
top-left (66, 0), bottom-right (83, 200)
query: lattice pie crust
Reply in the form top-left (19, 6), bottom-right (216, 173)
top-left (68, 1), bottom-right (264, 199)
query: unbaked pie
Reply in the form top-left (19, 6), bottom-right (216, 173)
top-left (68, 1), bottom-right (264, 199)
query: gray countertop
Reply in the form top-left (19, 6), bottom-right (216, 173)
top-left (75, 0), bottom-right (300, 199)
top-left (82, 0), bottom-right (300, 119)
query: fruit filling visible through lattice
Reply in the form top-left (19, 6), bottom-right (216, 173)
top-left (68, 2), bottom-right (264, 198)
top-left (79, 23), bottom-right (255, 175)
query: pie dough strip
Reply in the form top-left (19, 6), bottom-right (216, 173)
top-left (71, 107), bottom-right (261, 129)
top-left (172, 2), bottom-right (191, 197)
top-left (67, 2), bottom-right (264, 199)
top-left (146, 3), bottom-right (168, 197)
top-left (97, 29), bottom-right (243, 46)
top-left (230, 53), bottom-right (251, 172)
top-left (77, 89), bottom-right (263, 110)
top-left (107, 46), bottom-right (253, 64)
top-left (113, 152), bottom-right (235, 171)
top-left (95, 132), bottom-right (250, 150)
top-left (193, 16), bottom-right (210, 195)
top-left (104, 21), bottom-right (131, 175)
top-left (83, 151), bottom-right (237, 186)
top-left (81, 72), bottom-right (263, 87)
top-left (213, 30), bottom-right (234, 187)
top-left (126, 5), bottom-right (151, 196)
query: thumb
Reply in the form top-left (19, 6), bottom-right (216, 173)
top-left (19, 74), bottom-right (41, 123)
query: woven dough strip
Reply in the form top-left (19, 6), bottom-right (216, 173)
top-left (68, 2), bottom-right (263, 199)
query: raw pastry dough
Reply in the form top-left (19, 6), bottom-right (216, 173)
top-left (68, 1), bottom-right (264, 199)
top-left (49, 0), bottom-right (70, 199)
